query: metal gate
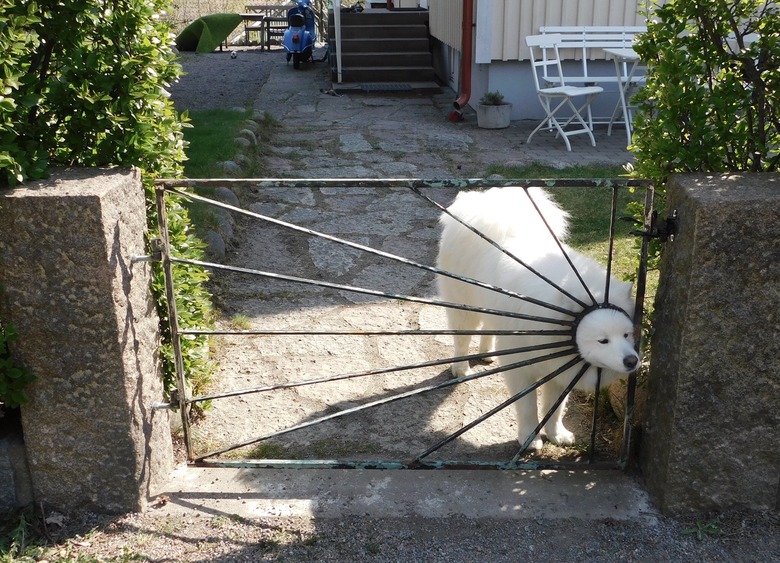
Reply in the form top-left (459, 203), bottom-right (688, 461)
top-left (150, 177), bottom-right (657, 470)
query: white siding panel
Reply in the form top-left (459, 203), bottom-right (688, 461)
top-left (429, 0), bottom-right (463, 50)
top-left (475, 0), bottom-right (493, 63)
top-left (509, 0), bottom-right (648, 60)
top-left (502, 0), bottom-right (522, 60)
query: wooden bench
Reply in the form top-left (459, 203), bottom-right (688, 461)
top-left (263, 16), bottom-right (289, 50)
top-left (538, 26), bottom-right (647, 85)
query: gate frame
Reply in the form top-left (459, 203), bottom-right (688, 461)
top-left (150, 177), bottom-right (655, 471)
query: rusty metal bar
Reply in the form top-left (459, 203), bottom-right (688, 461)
top-left (619, 184), bottom-right (655, 467)
top-left (154, 186), bottom-right (194, 461)
top-left (154, 177), bottom-right (651, 190)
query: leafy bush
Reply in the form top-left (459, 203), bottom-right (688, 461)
top-left (0, 0), bottom-right (214, 404)
top-left (631, 0), bottom-right (780, 187)
top-left (0, 322), bottom-right (35, 409)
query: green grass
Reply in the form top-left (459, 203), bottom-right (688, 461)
top-left (179, 109), bottom-right (278, 235)
top-left (183, 108), bottom-right (279, 179)
top-left (183, 109), bottom-right (252, 178)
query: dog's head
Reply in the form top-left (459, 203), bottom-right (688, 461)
top-left (575, 307), bottom-right (639, 373)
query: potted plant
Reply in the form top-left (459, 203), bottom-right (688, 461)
top-left (476, 90), bottom-right (512, 129)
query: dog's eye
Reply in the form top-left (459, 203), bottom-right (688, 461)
top-left (598, 338), bottom-right (609, 344)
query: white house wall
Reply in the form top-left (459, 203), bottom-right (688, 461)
top-left (429, 0), bottom-right (652, 120)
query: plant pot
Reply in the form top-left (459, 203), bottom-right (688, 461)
top-left (476, 103), bottom-right (512, 129)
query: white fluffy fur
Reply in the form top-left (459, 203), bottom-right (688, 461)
top-left (436, 187), bottom-right (639, 449)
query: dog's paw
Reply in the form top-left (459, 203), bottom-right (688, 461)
top-left (517, 430), bottom-right (545, 451)
top-left (547, 426), bottom-right (575, 446)
top-left (450, 363), bottom-right (473, 378)
top-left (529, 437), bottom-right (545, 451)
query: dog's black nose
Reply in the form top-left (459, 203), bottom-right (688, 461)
top-left (623, 355), bottom-right (638, 370)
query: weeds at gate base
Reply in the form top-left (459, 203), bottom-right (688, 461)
top-left (682, 517), bottom-right (722, 541)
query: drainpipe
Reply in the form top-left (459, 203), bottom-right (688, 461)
top-left (451, 0), bottom-right (474, 117)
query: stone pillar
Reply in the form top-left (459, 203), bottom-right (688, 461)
top-left (641, 173), bottom-right (780, 515)
top-left (0, 167), bottom-right (173, 513)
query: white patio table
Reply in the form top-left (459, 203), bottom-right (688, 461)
top-left (604, 47), bottom-right (645, 145)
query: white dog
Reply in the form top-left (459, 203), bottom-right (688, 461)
top-left (436, 187), bottom-right (639, 450)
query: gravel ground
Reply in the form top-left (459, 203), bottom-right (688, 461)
top-left (169, 48), bottom-right (277, 112)
top-left (20, 47), bottom-right (779, 563)
top-left (28, 508), bottom-right (780, 561)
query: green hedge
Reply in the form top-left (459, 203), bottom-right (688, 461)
top-left (632, 0), bottom-right (780, 187)
top-left (0, 0), bottom-right (214, 405)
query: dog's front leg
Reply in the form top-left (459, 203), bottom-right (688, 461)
top-left (503, 369), bottom-right (545, 450)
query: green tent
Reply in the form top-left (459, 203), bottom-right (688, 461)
top-left (175, 13), bottom-right (244, 53)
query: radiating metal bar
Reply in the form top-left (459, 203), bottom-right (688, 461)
top-left (522, 187), bottom-right (598, 306)
top-left (589, 368), bottom-right (604, 464)
top-left (166, 187), bottom-right (579, 318)
top-left (603, 186), bottom-right (620, 303)
top-left (184, 340), bottom-right (577, 405)
top-left (511, 362), bottom-right (591, 462)
top-left (194, 348), bottom-right (580, 461)
top-left (414, 355), bottom-right (585, 461)
top-left (170, 256), bottom-right (574, 327)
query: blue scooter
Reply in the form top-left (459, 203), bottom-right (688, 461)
top-left (283, 0), bottom-right (316, 70)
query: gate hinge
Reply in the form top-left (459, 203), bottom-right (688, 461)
top-left (152, 389), bottom-right (180, 411)
top-left (630, 210), bottom-right (678, 242)
top-left (131, 238), bottom-right (164, 264)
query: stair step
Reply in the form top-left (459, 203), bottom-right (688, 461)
top-left (336, 66), bottom-right (437, 83)
top-left (336, 37), bottom-right (430, 52)
top-left (332, 81), bottom-right (441, 94)
top-left (333, 24), bottom-right (429, 40)
top-left (336, 10), bottom-right (429, 26)
top-left (339, 51), bottom-right (432, 67)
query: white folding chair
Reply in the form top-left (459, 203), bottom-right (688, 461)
top-left (525, 34), bottom-right (604, 151)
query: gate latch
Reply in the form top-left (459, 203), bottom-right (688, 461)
top-left (630, 210), bottom-right (678, 242)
